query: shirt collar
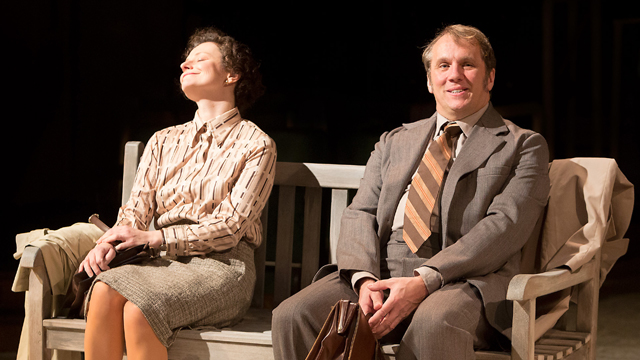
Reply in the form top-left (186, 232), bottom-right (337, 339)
top-left (435, 102), bottom-right (489, 138)
top-left (191, 107), bottom-right (242, 147)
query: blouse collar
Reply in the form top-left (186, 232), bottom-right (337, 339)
top-left (191, 107), bottom-right (242, 147)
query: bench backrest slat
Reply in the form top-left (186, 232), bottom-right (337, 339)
top-left (252, 207), bottom-right (268, 308)
top-left (122, 141), bottom-right (145, 207)
top-left (329, 189), bottom-right (350, 264)
top-left (273, 185), bottom-right (296, 305)
top-left (301, 187), bottom-right (322, 288)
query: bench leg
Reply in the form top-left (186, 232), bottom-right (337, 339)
top-left (27, 259), bottom-right (53, 360)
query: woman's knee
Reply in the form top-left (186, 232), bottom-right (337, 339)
top-left (87, 282), bottom-right (127, 314)
top-left (122, 301), bottom-right (167, 357)
top-left (123, 301), bottom-right (151, 331)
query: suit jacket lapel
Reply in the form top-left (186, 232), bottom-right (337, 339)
top-left (440, 104), bottom-right (509, 236)
top-left (382, 115), bottom-right (437, 225)
top-left (392, 115), bottom-right (437, 191)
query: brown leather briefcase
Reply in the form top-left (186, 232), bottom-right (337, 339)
top-left (306, 299), bottom-right (385, 360)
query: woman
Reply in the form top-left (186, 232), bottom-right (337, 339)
top-left (78, 27), bottom-right (276, 360)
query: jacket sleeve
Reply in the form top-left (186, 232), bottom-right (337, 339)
top-left (337, 130), bottom-right (393, 280)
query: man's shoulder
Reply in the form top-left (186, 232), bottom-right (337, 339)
top-left (481, 105), bottom-right (543, 140)
top-left (381, 116), bottom-right (435, 141)
top-left (501, 118), bottom-right (543, 141)
top-left (402, 117), bottom-right (434, 130)
top-left (493, 116), bottom-right (549, 160)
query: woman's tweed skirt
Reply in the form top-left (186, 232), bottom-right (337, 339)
top-left (86, 241), bottom-right (255, 347)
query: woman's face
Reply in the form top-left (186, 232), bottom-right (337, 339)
top-left (180, 42), bottom-right (233, 101)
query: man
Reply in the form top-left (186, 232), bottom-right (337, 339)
top-left (272, 24), bottom-right (550, 359)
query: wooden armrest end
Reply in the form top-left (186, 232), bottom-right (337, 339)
top-left (20, 246), bottom-right (45, 269)
top-left (507, 259), bottom-right (596, 301)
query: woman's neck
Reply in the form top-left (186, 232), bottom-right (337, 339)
top-left (196, 99), bottom-right (236, 121)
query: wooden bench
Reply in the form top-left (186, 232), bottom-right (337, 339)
top-left (19, 142), bottom-right (621, 360)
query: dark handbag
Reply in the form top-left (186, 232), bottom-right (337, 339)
top-left (306, 299), bottom-right (385, 360)
top-left (63, 215), bottom-right (155, 319)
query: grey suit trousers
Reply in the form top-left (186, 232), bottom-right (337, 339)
top-left (272, 239), bottom-right (500, 359)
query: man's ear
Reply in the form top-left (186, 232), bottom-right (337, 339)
top-left (427, 76), bottom-right (433, 93)
top-left (486, 68), bottom-right (495, 92)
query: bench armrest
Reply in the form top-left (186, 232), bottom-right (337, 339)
top-left (20, 246), bottom-right (45, 269)
top-left (507, 258), bottom-right (597, 301)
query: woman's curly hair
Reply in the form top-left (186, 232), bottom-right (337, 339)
top-left (184, 27), bottom-right (265, 110)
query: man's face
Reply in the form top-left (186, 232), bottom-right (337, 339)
top-left (428, 34), bottom-right (495, 120)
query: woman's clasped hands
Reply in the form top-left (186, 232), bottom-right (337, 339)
top-left (78, 226), bottom-right (163, 277)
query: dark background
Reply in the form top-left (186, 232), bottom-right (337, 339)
top-left (2, 0), bottom-right (639, 354)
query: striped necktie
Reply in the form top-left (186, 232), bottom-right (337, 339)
top-left (403, 122), bottom-right (462, 253)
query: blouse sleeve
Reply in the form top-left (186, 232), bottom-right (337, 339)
top-left (161, 136), bottom-right (277, 256)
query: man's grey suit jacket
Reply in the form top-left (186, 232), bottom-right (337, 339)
top-left (336, 103), bottom-right (551, 334)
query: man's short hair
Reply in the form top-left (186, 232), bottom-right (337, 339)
top-left (422, 24), bottom-right (496, 83)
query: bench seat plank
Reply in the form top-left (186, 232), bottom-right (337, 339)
top-left (542, 329), bottom-right (591, 344)
top-left (533, 345), bottom-right (565, 358)
top-left (536, 337), bottom-right (583, 350)
top-left (168, 340), bottom-right (274, 360)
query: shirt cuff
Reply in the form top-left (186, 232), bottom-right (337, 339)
top-left (414, 266), bottom-right (443, 295)
top-left (161, 226), bottom-right (189, 256)
top-left (350, 271), bottom-right (378, 294)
